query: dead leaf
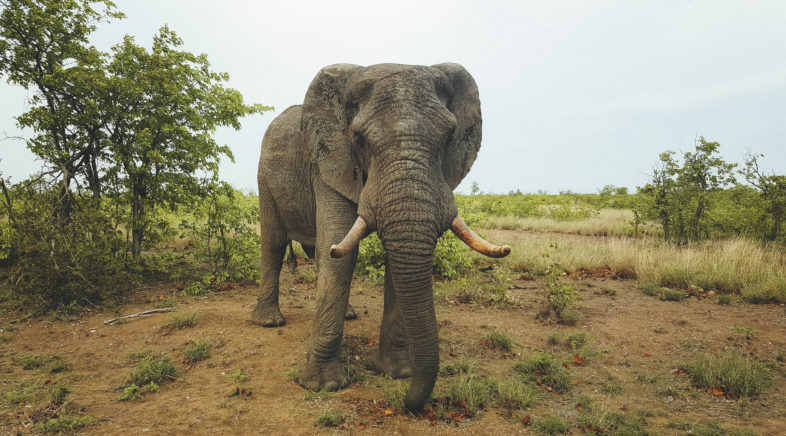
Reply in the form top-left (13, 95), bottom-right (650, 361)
top-left (573, 353), bottom-right (585, 365)
top-left (546, 386), bottom-right (553, 392)
top-left (384, 409), bottom-right (393, 416)
top-left (643, 352), bottom-right (652, 357)
top-left (521, 414), bottom-right (531, 425)
top-left (710, 388), bottom-right (724, 396)
top-left (571, 380), bottom-right (579, 385)
top-left (358, 424), bottom-right (366, 429)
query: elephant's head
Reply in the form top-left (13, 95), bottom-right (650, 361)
top-left (302, 63), bottom-right (509, 411)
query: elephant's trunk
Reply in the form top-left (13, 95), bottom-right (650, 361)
top-left (374, 161), bottom-right (446, 412)
top-left (383, 224), bottom-right (439, 412)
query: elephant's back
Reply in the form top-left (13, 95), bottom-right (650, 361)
top-left (258, 105), bottom-right (317, 244)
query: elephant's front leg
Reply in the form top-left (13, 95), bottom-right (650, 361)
top-left (299, 188), bottom-right (357, 392)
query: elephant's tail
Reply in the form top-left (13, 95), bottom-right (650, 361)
top-left (286, 240), bottom-right (297, 273)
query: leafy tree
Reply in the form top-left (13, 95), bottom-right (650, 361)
top-left (103, 28), bottom-right (271, 257)
top-left (638, 138), bottom-right (736, 243)
top-left (0, 0), bottom-right (123, 212)
top-left (742, 153), bottom-right (786, 242)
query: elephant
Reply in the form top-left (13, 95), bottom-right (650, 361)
top-left (250, 63), bottom-right (510, 412)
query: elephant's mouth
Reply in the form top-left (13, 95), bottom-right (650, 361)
top-left (329, 215), bottom-right (510, 259)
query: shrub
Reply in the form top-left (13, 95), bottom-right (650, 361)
top-left (179, 184), bottom-right (260, 282)
top-left (439, 358), bottom-right (478, 376)
top-left (686, 352), bottom-right (770, 398)
top-left (544, 265), bottom-right (580, 321)
top-left (2, 188), bottom-right (129, 310)
top-left (718, 294), bottom-right (732, 305)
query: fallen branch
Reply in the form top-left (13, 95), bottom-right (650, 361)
top-left (104, 308), bottom-right (173, 325)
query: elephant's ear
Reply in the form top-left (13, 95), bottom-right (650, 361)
top-left (431, 63), bottom-right (482, 191)
top-left (301, 63), bottom-right (364, 203)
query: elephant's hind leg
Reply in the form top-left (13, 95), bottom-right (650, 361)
top-left (250, 183), bottom-right (288, 327)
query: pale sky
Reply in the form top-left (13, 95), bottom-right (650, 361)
top-left (2, 0), bottom-right (785, 194)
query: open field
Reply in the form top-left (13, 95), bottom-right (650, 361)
top-left (2, 229), bottom-right (785, 435)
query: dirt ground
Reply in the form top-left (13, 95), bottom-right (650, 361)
top-left (2, 234), bottom-right (785, 435)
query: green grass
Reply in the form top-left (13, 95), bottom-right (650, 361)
top-left (533, 415), bottom-right (571, 434)
top-left (718, 293), bottom-right (732, 305)
top-left (225, 369), bottom-right (247, 382)
top-left (513, 352), bottom-right (572, 392)
top-left (731, 325), bottom-right (757, 339)
top-left (445, 373), bottom-right (496, 416)
top-left (3, 384), bottom-right (35, 404)
top-left (304, 389), bottom-right (333, 401)
top-left (666, 420), bottom-right (757, 436)
top-left (129, 354), bottom-right (177, 387)
top-left (660, 288), bottom-right (686, 301)
top-left (183, 339), bottom-right (211, 363)
top-left (0, 335), bottom-right (10, 342)
top-left (283, 366), bottom-right (299, 382)
top-left (50, 385), bottom-right (70, 405)
top-left (315, 408), bottom-right (343, 427)
top-left (686, 352), bottom-right (770, 398)
top-left (601, 383), bottom-right (623, 395)
top-left (483, 328), bottom-right (514, 351)
top-left (118, 385), bottom-right (141, 401)
top-left (11, 354), bottom-right (48, 370)
top-left (577, 408), bottom-right (647, 435)
top-left (166, 311), bottom-right (200, 329)
top-left (382, 379), bottom-right (407, 409)
top-left (496, 377), bottom-right (539, 410)
top-left (40, 416), bottom-right (93, 433)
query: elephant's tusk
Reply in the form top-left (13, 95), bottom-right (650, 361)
top-left (450, 216), bottom-right (511, 258)
top-left (330, 216), bottom-right (368, 258)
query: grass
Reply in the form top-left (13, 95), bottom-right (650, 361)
top-left (483, 328), bottom-right (514, 351)
top-left (546, 331), bottom-right (588, 349)
top-left (513, 352), bottom-right (572, 392)
top-left (166, 311), bottom-right (200, 329)
top-left (667, 420), bottom-right (758, 436)
top-left (11, 354), bottom-right (48, 370)
top-left (496, 378), bottom-right (539, 410)
top-left (486, 233), bottom-right (786, 303)
top-left (315, 408), bottom-right (343, 427)
top-left (445, 373), bottom-right (496, 416)
top-left (601, 383), bottom-right (623, 395)
top-left (129, 353), bottom-right (177, 387)
top-left (4, 384), bottom-right (35, 404)
top-left (40, 416), bottom-right (93, 433)
top-left (686, 352), bottom-right (770, 398)
top-left (718, 293), bottom-right (732, 305)
top-left (441, 267), bottom-right (511, 307)
top-left (283, 366), bottom-right (299, 381)
top-left (577, 408), bottom-right (647, 435)
top-left (382, 379), bottom-right (407, 409)
top-left (532, 415), bottom-right (571, 434)
top-left (50, 385), bottom-right (70, 404)
top-left (731, 325), bottom-right (757, 340)
top-left (480, 209), bottom-right (658, 237)
top-left (225, 369), bottom-right (247, 382)
top-left (183, 339), bottom-right (211, 363)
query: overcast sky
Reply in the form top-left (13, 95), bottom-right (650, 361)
top-left (2, 0), bottom-right (785, 194)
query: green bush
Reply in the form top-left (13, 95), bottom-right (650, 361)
top-left (183, 339), bottom-right (211, 363)
top-left (2, 187), bottom-right (129, 309)
top-left (179, 184), bottom-right (260, 282)
top-left (315, 408), bottom-right (343, 427)
top-left (129, 354), bottom-right (177, 387)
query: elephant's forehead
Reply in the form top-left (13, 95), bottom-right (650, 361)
top-left (357, 64), bottom-right (433, 82)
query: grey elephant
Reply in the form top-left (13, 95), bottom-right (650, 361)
top-left (250, 63), bottom-right (510, 411)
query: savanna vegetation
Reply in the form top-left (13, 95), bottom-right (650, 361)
top-left (1, 1), bottom-right (785, 434)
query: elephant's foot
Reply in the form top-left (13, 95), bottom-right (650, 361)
top-left (344, 304), bottom-right (358, 321)
top-left (299, 359), bottom-right (349, 392)
top-left (375, 347), bottom-right (413, 379)
top-left (250, 301), bottom-right (286, 327)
